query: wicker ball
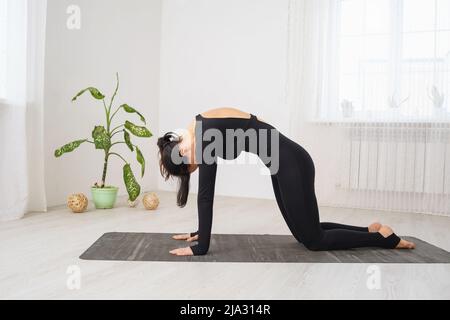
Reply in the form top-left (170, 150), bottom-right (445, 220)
top-left (143, 192), bottom-right (159, 210)
top-left (67, 193), bottom-right (88, 213)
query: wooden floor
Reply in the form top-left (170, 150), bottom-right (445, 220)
top-left (1, 191), bottom-right (449, 300)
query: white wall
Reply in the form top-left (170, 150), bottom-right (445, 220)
top-left (159, 0), bottom-right (289, 199)
top-left (44, 0), bottom-right (162, 206)
top-left (43, 0), bottom-right (342, 206)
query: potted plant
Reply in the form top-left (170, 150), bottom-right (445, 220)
top-left (54, 73), bottom-right (152, 209)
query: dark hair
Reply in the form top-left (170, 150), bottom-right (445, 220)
top-left (157, 132), bottom-right (190, 207)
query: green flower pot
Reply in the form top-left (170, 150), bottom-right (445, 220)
top-left (91, 186), bottom-right (119, 209)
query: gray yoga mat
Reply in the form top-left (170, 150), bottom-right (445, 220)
top-left (79, 232), bottom-right (450, 263)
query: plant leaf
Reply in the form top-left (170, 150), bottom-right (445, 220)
top-left (124, 121), bottom-right (152, 138)
top-left (121, 104), bottom-right (146, 124)
top-left (54, 139), bottom-right (87, 157)
top-left (135, 146), bottom-right (145, 177)
top-left (124, 130), bottom-right (134, 152)
top-left (91, 126), bottom-right (111, 150)
top-left (123, 164), bottom-right (141, 201)
top-left (72, 87), bottom-right (105, 101)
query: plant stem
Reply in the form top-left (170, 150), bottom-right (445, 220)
top-left (109, 73), bottom-right (120, 115)
top-left (110, 125), bottom-right (124, 136)
top-left (109, 105), bottom-right (123, 123)
top-left (99, 74), bottom-right (120, 189)
top-left (110, 141), bottom-right (126, 147)
top-left (103, 99), bottom-right (110, 133)
top-left (101, 153), bottom-right (109, 187)
top-left (109, 152), bottom-right (128, 164)
top-left (110, 129), bottom-right (124, 139)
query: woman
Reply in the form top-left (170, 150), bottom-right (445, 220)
top-left (157, 107), bottom-right (415, 256)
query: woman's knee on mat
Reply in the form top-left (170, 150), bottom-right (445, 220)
top-left (301, 234), bottom-right (327, 251)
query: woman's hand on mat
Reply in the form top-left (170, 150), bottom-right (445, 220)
top-left (169, 247), bottom-right (194, 256)
top-left (172, 233), bottom-right (198, 242)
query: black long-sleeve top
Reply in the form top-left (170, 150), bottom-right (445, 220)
top-left (189, 114), bottom-right (275, 255)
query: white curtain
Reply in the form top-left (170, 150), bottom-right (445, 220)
top-left (286, 0), bottom-right (337, 129)
top-left (287, 0), bottom-right (450, 216)
top-left (0, 0), bottom-right (47, 221)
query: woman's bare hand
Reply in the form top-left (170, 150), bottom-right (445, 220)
top-left (186, 234), bottom-right (198, 242)
top-left (172, 233), bottom-right (190, 240)
top-left (169, 247), bottom-right (194, 256)
top-left (172, 233), bottom-right (198, 242)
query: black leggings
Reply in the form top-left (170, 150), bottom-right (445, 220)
top-left (270, 133), bottom-right (401, 250)
top-left (190, 114), bottom-right (401, 255)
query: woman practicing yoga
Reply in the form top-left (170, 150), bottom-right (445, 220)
top-left (157, 107), bottom-right (415, 256)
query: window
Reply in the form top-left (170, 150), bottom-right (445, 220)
top-left (0, 0), bottom-right (7, 99)
top-left (328, 0), bottom-right (450, 121)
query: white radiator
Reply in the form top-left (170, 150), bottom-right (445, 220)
top-left (334, 124), bottom-right (450, 215)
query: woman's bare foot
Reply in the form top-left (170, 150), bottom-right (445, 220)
top-left (379, 225), bottom-right (415, 249)
top-left (396, 239), bottom-right (416, 249)
top-left (368, 222), bottom-right (382, 233)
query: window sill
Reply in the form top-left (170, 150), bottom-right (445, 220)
top-left (310, 118), bottom-right (450, 125)
top-left (309, 112), bottom-right (450, 126)
top-left (309, 107), bottom-right (450, 125)
top-left (0, 98), bottom-right (12, 107)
